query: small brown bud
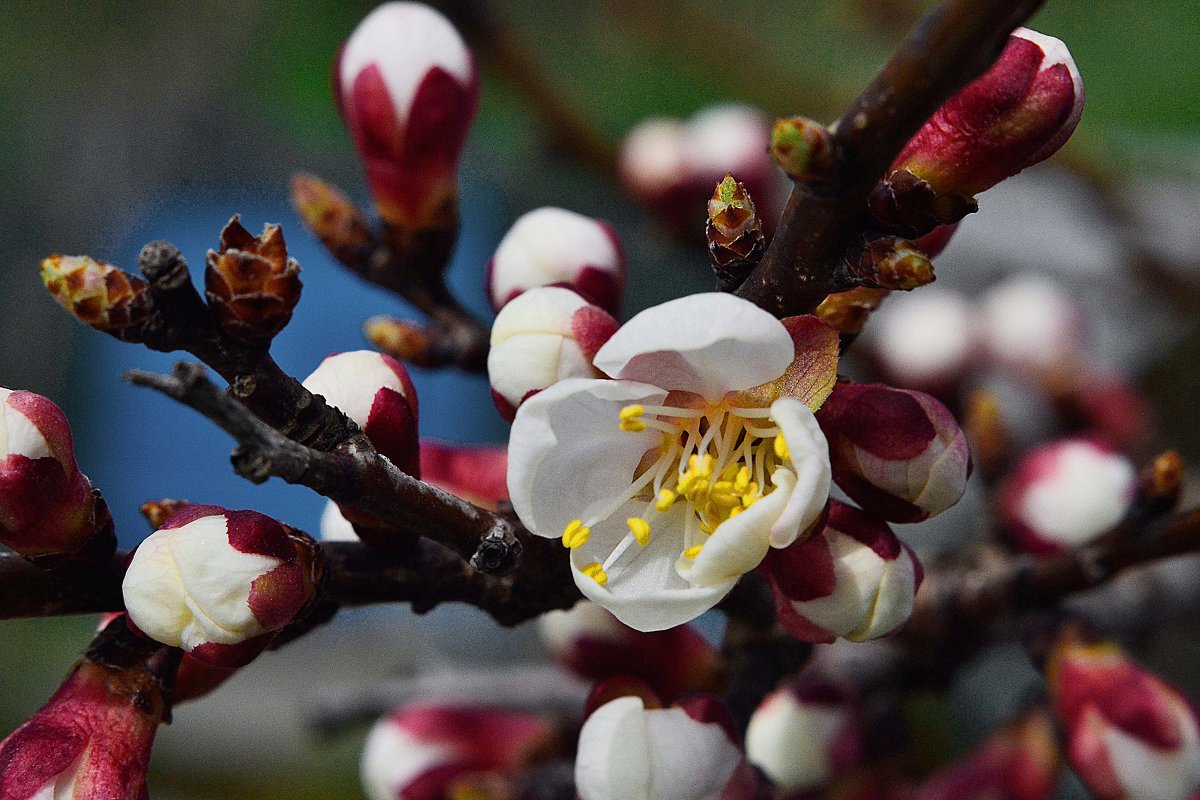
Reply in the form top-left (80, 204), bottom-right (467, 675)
top-left (1132, 450), bottom-right (1184, 521)
top-left (291, 172), bottom-right (377, 269)
top-left (204, 216), bottom-right (302, 342)
top-left (813, 287), bottom-right (889, 335)
top-left (365, 316), bottom-right (440, 368)
top-left (40, 255), bottom-right (154, 342)
top-left (868, 168), bottom-right (978, 237)
top-left (770, 117), bottom-right (834, 181)
top-left (706, 174), bottom-right (765, 290)
top-left (964, 389), bottom-right (1012, 480)
top-left (139, 498), bottom-right (193, 530)
top-left (847, 236), bottom-right (935, 291)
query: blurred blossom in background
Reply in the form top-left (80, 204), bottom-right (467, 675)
top-left (2, 1), bottom-right (1200, 798)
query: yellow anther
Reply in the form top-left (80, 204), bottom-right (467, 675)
top-left (719, 463), bottom-right (740, 482)
top-left (710, 491), bottom-right (741, 509)
top-left (774, 434), bottom-right (791, 461)
top-left (581, 562), bottom-right (609, 586)
top-left (728, 506), bottom-right (744, 518)
top-left (742, 485), bottom-right (761, 507)
top-left (699, 521), bottom-right (716, 534)
top-left (683, 544), bottom-right (705, 560)
top-left (561, 519), bottom-right (590, 549)
top-left (734, 466), bottom-right (752, 493)
top-left (620, 419), bottom-right (648, 432)
top-left (687, 453), bottom-right (714, 477)
top-left (712, 480), bottom-right (735, 493)
top-left (656, 488), bottom-right (678, 511)
top-left (627, 517), bottom-right (652, 546)
top-left (619, 404), bottom-right (645, 422)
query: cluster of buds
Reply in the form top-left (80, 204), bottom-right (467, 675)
top-left (204, 216), bottom-right (302, 344)
top-left (619, 104), bottom-right (787, 236)
top-left (122, 505), bottom-right (321, 667)
top-left (487, 207), bottom-right (627, 315)
top-left (1044, 627), bottom-right (1200, 800)
top-left (999, 438), bottom-right (1136, 555)
top-left (335, 1), bottom-right (479, 235)
top-left (360, 703), bottom-right (557, 800)
top-left (0, 388), bottom-right (102, 558)
top-left (744, 678), bottom-right (866, 794)
top-left (538, 601), bottom-right (721, 702)
top-left (40, 254), bottom-right (153, 343)
top-left (870, 27), bottom-right (1084, 235)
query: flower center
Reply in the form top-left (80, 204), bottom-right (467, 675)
top-left (563, 400), bottom-right (791, 587)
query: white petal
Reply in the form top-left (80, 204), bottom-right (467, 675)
top-left (593, 294), bottom-right (794, 400)
top-left (576, 696), bottom-right (653, 800)
top-left (769, 397), bottom-right (831, 547)
top-left (302, 350), bottom-right (410, 430)
top-left (1106, 714), bottom-right (1200, 800)
top-left (319, 501), bottom-right (359, 542)
top-left (507, 379), bottom-right (666, 539)
top-left (360, 718), bottom-right (456, 800)
top-left (789, 530), bottom-right (887, 640)
top-left (854, 552), bottom-right (917, 642)
top-left (488, 334), bottom-right (592, 408)
top-left (745, 692), bottom-right (845, 791)
top-left (645, 707), bottom-right (743, 800)
top-left (490, 208), bottom-right (621, 305)
top-left (1, 396), bottom-right (51, 461)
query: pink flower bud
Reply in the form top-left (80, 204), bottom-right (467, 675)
top-left (980, 274), bottom-right (1084, 375)
top-left (335, 2), bottom-right (479, 227)
top-left (0, 388), bottom-right (97, 557)
top-left (868, 292), bottom-right (977, 392)
top-left (360, 704), bottom-right (554, 800)
top-left (0, 661), bottom-right (161, 800)
top-left (1047, 634), bottom-right (1200, 800)
top-left (761, 501), bottom-right (922, 644)
top-left (913, 708), bottom-right (1060, 800)
top-left (487, 207), bottom-right (627, 315)
top-left (122, 506), bottom-right (319, 667)
top-left (999, 438), bottom-right (1135, 556)
top-left (302, 350), bottom-right (420, 476)
top-left (418, 440), bottom-right (508, 508)
top-left (745, 679), bottom-right (865, 793)
top-left (891, 27), bottom-right (1083, 198)
top-left (817, 382), bottom-right (971, 523)
top-left (538, 601), bottom-right (721, 702)
top-left (487, 286), bottom-right (618, 421)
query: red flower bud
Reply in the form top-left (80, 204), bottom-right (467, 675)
top-left (335, 2), bottom-right (479, 229)
top-left (761, 501), bottom-right (922, 644)
top-left (0, 388), bottom-right (98, 557)
top-left (418, 440), bottom-right (508, 510)
top-left (817, 382), bottom-right (971, 522)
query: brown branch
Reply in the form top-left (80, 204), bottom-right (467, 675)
top-left (0, 548), bottom-right (128, 620)
top-left (736, 0), bottom-right (1045, 317)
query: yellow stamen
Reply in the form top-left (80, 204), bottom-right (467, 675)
top-left (561, 519), bottom-right (591, 549)
top-left (734, 466), bottom-right (752, 493)
top-left (627, 517), bottom-right (651, 546)
top-left (728, 506), bottom-right (744, 518)
top-left (656, 488), bottom-right (678, 511)
top-left (773, 434), bottom-right (790, 461)
top-left (620, 419), bottom-right (647, 432)
top-left (619, 404), bottom-right (645, 422)
top-left (683, 544), bottom-right (704, 560)
top-left (709, 491), bottom-right (741, 509)
top-left (581, 562), bottom-right (608, 586)
top-left (699, 521), bottom-right (716, 534)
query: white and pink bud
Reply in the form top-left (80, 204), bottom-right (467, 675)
top-left (335, 2), bottom-right (479, 228)
top-left (419, 440), bottom-right (508, 509)
top-left (761, 501), bottom-right (922, 644)
top-left (999, 438), bottom-right (1135, 556)
top-left (868, 291), bottom-right (977, 392)
top-left (538, 601), bottom-right (721, 702)
top-left (0, 660), bottom-right (161, 800)
top-left (980, 274), bottom-right (1085, 375)
top-left (360, 704), bottom-right (554, 800)
top-left (122, 506), bottom-right (319, 667)
top-left (302, 350), bottom-right (420, 476)
top-left (487, 286), bottom-right (618, 421)
top-left (744, 679), bottom-right (865, 793)
top-left (889, 28), bottom-right (1083, 200)
top-left (1047, 632), bottom-right (1200, 800)
top-left (575, 692), bottom-right (757, 800)
top-left (817, 382), bottom-right (972, 523)
top-left (487, 207), bottom-right (626, 315)
top-left (0, 387), bottom-right (97, 557)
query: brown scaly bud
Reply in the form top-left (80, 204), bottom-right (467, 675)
top-left (365, 316), bottom-right (441, 368)
top-left (770, 116), bottom-right (835, 182)
top-left (1130, 450), bottom-right (1184, 523)
top-left (139, 498), bottom-right (193, 530)
top-left (706, 174), bottom-right (765, 291)
top-left (845, 236), bottom-right (935, 291)
top-left (964, 389), bottom-right (1013, 481)
top-left (204, 216), bottom-right (302, 343)
top-left (291, 172), bottom-right (377, 269)
top-left (868, 168), bottom-right (978, 237)
top-left (814, 287), bottom-right (890, 335)
top-left (40, 255), bottom-right (154, 342)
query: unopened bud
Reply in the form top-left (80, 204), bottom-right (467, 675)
top-left (203, 216), bottom-right (302, 342)
top-left (963, 389), bottom-right (1013, 480)
top-left (302, 350), bottom-right (419, 476)
top-left (849, 236), bottom-right (936, 291)
top-left (999, 438), bottom-right (1135, 555)
top-left (817, 382), bottom-right (971, 522)
top-left (770, 116), bottom-right (835, 181)
top-left (419, 440), bottom-right (508, 509)
top-left (487, 287), bottom-right (618, 421)
top-left (335, 2), bottom-right (479, 229)
top-left (814, 287), bottom-right (890, 335)
top-left (122, 505), bottom-right (321, 667)
top-left (361, 704), bottom-right (555, 800)
top-left (745, 678), bottom-right (865, 792)
top-left (1046, 628), bottom-right (1200, 800)
top-left (291, 172), bottom-right (376, 268)
top-left (980, 274), bottom-right (1084, 374)
top-left (538, 601), bottom-right (721, 702)
top-left (40, 254), bottom-right (153, 342)
top-left (0, 388), bottom-right (99, 557)
top-left (868, 291), bottom-right (975, 391)
top-left (762, 501), bottom-right (922, 643)
top-left (707, 174), bottom-right (766, 289)
top-left (487, 207), bottom-right (626, 315)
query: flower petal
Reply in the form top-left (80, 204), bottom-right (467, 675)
top-left (769, 397), bottom-right (832, 548)
top-left (507, 379), bottom-right (667, 539)
top-left (593, 294), bottom-right (794, 400)
top-left (645, 706), bottom-right (744, 800)
top-left (576, 696), bottom-right (653, 800)
top-left (732, 315), bottom-right (840, 411)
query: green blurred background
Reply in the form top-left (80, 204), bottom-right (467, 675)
top-left (1, 1), bottom-right (1199, 797)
